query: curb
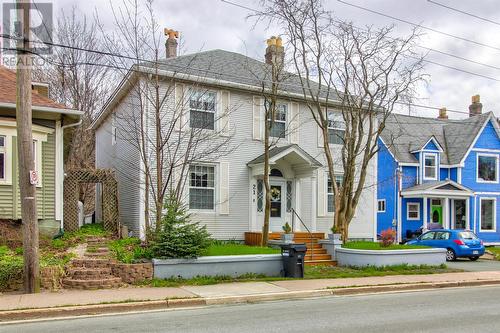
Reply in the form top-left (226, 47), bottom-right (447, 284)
top-left (1, 279), bottom-right (500, 323)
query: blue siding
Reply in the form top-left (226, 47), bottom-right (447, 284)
top-left (402, 166), bottom-right (417, 189)
top-left (377, 139), bottom-right (397, 235)
top-left (423, 139), bottom-right (440, 151)
top-left (439, 167), bottom-right (449, 181)
top-left (402, 197), bottom-right (423, 239)
top-left (473, 120), bottom-right (500, 150)
top-left (450, 168), bottom-right (458, 182)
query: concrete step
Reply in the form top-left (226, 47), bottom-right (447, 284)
top-left (85, 251), bottom-right (110, 258)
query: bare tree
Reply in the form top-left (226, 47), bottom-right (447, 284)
top-left (33, 7), bottom-right (113, 209)
top-left (254, 0), bottom-right (424, 240)
top-left (98, 0), bottom-right (237, 238)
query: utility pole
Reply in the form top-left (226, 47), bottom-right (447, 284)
top-left (16, 0), bottom-right (39, 293)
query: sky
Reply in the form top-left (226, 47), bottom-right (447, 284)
top-left (52, 0), bottom-right (500, 119)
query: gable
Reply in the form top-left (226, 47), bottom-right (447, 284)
top-left (436, 183), bottom-right (462, 191)
top-left (473, 119), bottom-right (500, 150)
top-left (423, 138), bottom-right (441, 151)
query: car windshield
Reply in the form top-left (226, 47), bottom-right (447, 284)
top-left (459, 231), bottom-right (478, 240)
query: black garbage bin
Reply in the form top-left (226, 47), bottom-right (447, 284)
top-left (280, 243), bottom-right (307, 278)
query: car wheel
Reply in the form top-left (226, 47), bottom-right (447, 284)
top-left (446, 248), bottom-right (456, 261)
top-left (469, 256), bottom-right (479, 261)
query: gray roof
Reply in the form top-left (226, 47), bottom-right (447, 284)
top-left (381, 112), bottom-right (495, 165)
top-left (402, 180), bottom-right (471, 192)
top-left (247, 144), bottom-right (322, 166)
top-left (141, 49), bottom-right (337, 100)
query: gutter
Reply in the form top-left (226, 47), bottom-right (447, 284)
top-left (0, 101), bottom-right (83, 117)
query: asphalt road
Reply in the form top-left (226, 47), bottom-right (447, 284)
top-left (2, 286), bottom-right (500, 333)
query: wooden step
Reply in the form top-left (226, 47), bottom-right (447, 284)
top-left (304, 254), bottom-right (331, 260)
top-left (304, 260), bottom-right (337, 266)
top-left (305, 249), bottom-right (327, 255)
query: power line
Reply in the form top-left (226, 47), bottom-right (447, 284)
top-left (427, 0), bottom-right (500, 27)
top-left (221, 0), bottom-right (500, 80)
top-left (336, 0), bottom-right (500, 52)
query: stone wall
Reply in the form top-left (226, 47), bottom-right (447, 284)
top-left (111, 262), bottom-right (153, 284)
top-left (41, 266), bottom-right (64, 290)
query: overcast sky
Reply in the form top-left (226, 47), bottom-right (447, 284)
top-left (53, 0), bottom-right (500, 119)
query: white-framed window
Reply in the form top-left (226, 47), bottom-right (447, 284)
top-left (407, 202), bottom-right (420, 220)
top-left (267, 102), bottom-right (287, 138)
top-left (423, 153), bottom-right (437, 180)
top-left (480, 197), bottom-right (496, 232)
top-left (189, 164), bottom-right (215, 210)
top-left (377, 199), bottom-right (386, 213)
top-left (111, 114), bottom-right (117, 145)
top-left (327, 174), bottom-right (343, 213)
top-left (0, 136), bottom-right (5, 180)
top-left (327, 111), bottom-right (345, 145)
top-left (477, 153), bottom-right (499, 183)
top-left (189, 89), bottom-right (216, 130)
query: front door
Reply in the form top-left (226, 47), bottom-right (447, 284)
top-left (431, 199), bottom-right (443, 226)
top-left (269, 182), bottom-right (285, 231)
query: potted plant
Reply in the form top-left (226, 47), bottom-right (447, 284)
top-left (328, 225), bottom-right (342, 241)
top-left (280, 222), bottom-right (294, 243)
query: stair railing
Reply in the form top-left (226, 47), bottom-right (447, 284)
top-left (291, 208), bottom-right (314, 260)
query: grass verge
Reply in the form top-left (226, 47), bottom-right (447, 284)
top-left (201, 243), bottom-right (280, 256)
top-left (488, 247), bottom-right (500, 260)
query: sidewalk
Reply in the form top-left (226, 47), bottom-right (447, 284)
top-left (2, 271), bottom-right (500, 315)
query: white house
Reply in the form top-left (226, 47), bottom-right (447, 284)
top-left (92, 34), bottom-right (377, 241)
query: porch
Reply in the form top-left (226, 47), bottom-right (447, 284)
top-left (400, 180), bottom-right (473, 240)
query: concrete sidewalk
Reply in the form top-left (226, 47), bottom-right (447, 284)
top-left (2, 271), bottom-right (500, 313)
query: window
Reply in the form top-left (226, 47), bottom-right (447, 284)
top-left (407, 202), bottom-right (420, 220)
top-left (480, 198), bottom-right (496, 231)
top-left (377, 199), bottom-right (386, 213)
top-left (190, 90), bottom-right (216, 130)
top-left (423, 153), bottom-right (437, 180)
top-left (420, 231), bottom-right (435, 240)
top-left (327, 111), bottom-right (345, 145)
top-left (189, 165), bottom-right (215, 210)
top-left (477, 154), bottom-right (498, 183)
top-left (435, 231), bottom-right (450, 240)
top-left (327, 175), bottom-right (343, 213)
top-left (267, 103), bottom-right (287, 138)
top-left (0, 136), bottom-right (5, 180)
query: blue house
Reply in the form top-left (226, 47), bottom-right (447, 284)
top-left (377, 96), bottom-right (500, 245)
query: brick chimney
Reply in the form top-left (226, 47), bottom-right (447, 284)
top-left (265, 36), bottom-right (284, 68)
top-left (164, 28), bottom-right (179, 58)
top-left (469, 94), bottom-right (482, 117)
top-left (438, 107), bottom-right (448, 120)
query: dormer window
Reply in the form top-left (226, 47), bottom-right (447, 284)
top-left (423, 153), bottom-right (437, 180)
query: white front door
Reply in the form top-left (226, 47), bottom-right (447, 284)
top-left (269, 181), bottom-right (286, 232)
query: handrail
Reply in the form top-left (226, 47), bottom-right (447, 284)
top-left (291, 208), bottom-right (314, 261)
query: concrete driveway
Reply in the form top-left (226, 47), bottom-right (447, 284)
top-left (447, 258), bottom-right (500, 272)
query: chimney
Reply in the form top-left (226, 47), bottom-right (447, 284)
top-left (469, 94), bottom-right (482, 117)
top-left (438, 107), bottom-right (448, 120)
top-left (265, 36), bottom-right (284, 68)
top-left (164, 28), bottom-right (179, 58)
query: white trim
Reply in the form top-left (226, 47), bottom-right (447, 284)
top-left (479, 197), bottom-right (497, 232)
top-left (377, 199), bottom-right (386, 213)
top-left (457, 167), bottom-right (462, 183)
top-left (411, 136), bottom-right (444, 153)
top-left (475, 191), bottom-right (500, 195)
top-left (423, 197), bottom-right (428, 230)
top-left (311, 174), bottom-right (317, 231)
top-left (472, 148), bottom-right (500, 153)
top-left (423, 152), bottom-right (438, 181)
top-left (407, 202), bottom-right (421, 220)
top-left (379, 137), bottom-right (397, 161)
top-left (476, 153), bottom-right (499, 184)
top-left (0, 101), bottom-right (82, 117)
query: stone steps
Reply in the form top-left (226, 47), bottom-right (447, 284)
top-left (61, 277), bottom-right (122, 290)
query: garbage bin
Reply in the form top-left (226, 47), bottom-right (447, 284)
top-left (280, 243), bottom-right (307, 278)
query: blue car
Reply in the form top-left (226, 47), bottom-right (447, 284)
top-left (406, 229), bottom-right (485, 261)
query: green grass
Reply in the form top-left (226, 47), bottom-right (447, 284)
top-left (201, 243), bottom-right (280, 256)
top-left (488, 247), bottom-right (500, 260)
top-left (343, 241), bottom-right (429, 250)
top-left (138, 264), bottom-right (460, 288)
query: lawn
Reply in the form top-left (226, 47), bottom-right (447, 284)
top-left (488, 247), bottom-right (500, 260)
top-left (343, 241), bottom-right (429, 250)
top-left (201, 243), bottom-right (280, 256)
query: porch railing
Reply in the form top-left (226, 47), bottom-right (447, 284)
top-left (291, 208), bottom-right (314, 260)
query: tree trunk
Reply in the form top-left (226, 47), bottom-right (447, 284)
top-left (16, 1), bottom-right (40, 293)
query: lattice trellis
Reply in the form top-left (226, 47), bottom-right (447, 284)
top-left (63, 169), bottom-right (119, 235)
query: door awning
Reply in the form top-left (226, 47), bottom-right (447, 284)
top-left (247, 144), bottom-right (322, 178)
top-left (401, 180), bottom-right (473, 198)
